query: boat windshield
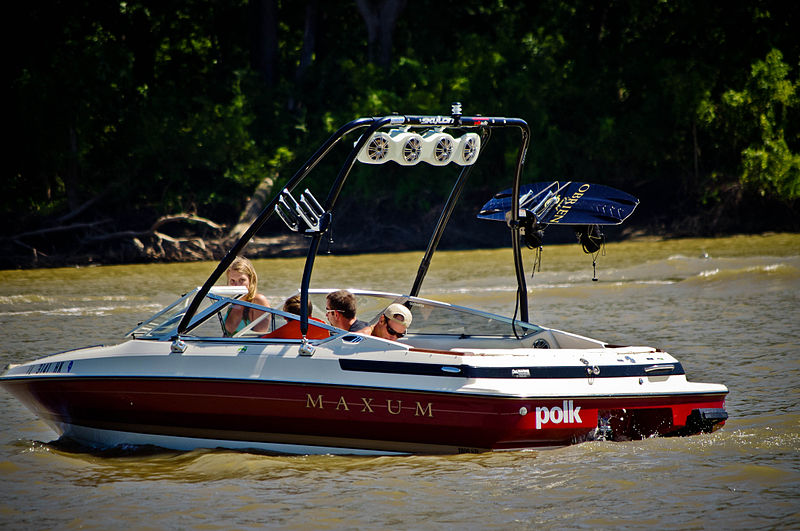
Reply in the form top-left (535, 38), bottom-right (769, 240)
top-left (128, 288), bottom-right (543, 340)
top-left (127, 286), bottom-right (249, 339)
top-left (306, 290), bottom-right (543, 337)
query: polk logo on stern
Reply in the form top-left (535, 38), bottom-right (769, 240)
top-left (535, 400), bottom-right (582, 429)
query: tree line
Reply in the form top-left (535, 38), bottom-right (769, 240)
top-left (5, 0), bottom-right (799, 268)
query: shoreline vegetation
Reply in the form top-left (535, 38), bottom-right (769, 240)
top-left (6, 2), bottom-right (798, 269)
top-left (3, 229), bottom-right (797, 272)
top-left (2, 198), bottom-right (797, 270)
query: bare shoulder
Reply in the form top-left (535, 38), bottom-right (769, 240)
top-left (253, 293), bottom-right (270, 307)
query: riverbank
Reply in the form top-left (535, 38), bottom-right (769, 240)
top-left (3, 224), bottom-right (797, 272)
top-left (3, 185), bottom-right (797, 270)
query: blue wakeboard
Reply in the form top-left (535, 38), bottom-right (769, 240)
top-left (477, 181), bottom-right (639, 225)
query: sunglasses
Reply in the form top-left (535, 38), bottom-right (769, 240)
top-left (384, 317), bottom-right (405, 338)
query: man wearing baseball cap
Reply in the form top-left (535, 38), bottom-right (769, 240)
top-left (361, 303), bottom-right (412, 340)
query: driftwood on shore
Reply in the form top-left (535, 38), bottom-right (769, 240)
top-left (84, 213), bottom-right (225, 260)
top-left (4, 213), bottom-right (223, 266)
top-left (0, 173), bottom-right (316, 269)
top-left (3, 211), bottom-right (312, 268)
top-left (6, 172), bottom-right (791, 270)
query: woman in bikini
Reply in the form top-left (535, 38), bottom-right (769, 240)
top-left (224, 256), bottom-right (271, 335)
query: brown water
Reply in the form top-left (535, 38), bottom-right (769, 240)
top-left (1, 234), bottom-right (798, 529)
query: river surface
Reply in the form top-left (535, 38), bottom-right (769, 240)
top-left (1, 234), bottom-right (798, 529)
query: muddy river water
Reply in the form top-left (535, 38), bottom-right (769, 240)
top-left (0, 234), bottom-right (798, 529)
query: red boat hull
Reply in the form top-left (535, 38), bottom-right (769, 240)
top-left (2, 376), bottom-right (727, 454)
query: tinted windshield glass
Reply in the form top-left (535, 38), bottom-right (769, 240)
top-left (129, 290), bottom-right (239, 338)
top-left (405, 301), bottom-right (541, 336)
top-left (307, 291), bottom-right (542, 337)
top-left (127, 290), bottom-right (198, 338)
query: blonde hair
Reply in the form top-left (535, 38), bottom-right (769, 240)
top-left (226, 256), bottom-right (258, 302)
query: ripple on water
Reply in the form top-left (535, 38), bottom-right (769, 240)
top-left (0, 235), bottom-right (799, 529)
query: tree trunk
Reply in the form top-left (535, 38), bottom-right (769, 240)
top-left (289, 0), bottom-right (319, 112)
top-left (297, 1), bottom-right (318, 81)
top-left (65, 125), bottom-right (81, 211)
top-left (226, 172), bottom-right (279, 240)
top-left (355, 0), bottom-right (407, 69)
top-left (252, 0), bottom-right (279, 85)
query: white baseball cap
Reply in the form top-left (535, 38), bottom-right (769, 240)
top-left (383, 303), bottom-right (412, 328)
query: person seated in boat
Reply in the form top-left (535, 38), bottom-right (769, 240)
top-left (261, 294), bottom-right (329, 339)
top-left (325, 290), bottom-right (369, 332)
top-left (359, 303), bottom-right (412, 341)
top-left (224, 256), bottom-right (271, 335)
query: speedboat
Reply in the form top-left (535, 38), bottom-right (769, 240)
top-left (0, 106), bottom-right (728, 455)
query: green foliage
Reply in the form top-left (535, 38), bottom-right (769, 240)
top-left (5, 0), bottom-right (799, 237)
top-left (695, 48), bottom-right (800, 203)
top-left (722, 50), bottom-right (799, 200)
